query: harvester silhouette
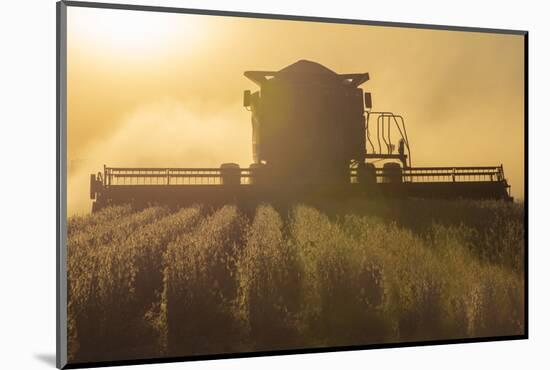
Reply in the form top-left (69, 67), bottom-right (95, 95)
top-left (89, 60), bottom-right (511, 212)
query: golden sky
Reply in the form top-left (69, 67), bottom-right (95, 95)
top-left (67, 6), bottom-right (525, 215)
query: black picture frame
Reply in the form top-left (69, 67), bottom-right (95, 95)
top-left (56, 1), bottom-right (528, 368)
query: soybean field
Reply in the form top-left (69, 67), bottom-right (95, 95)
top-left (67, 199), bottom-right (525, 363)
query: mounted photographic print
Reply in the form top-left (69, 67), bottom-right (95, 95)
top-left (56, 1), bottom-right (528, 368)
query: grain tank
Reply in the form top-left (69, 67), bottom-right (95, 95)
top-left (243, 60), bottom-right (369, 185)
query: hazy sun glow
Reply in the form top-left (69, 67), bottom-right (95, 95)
top-left (68, 7), bottom-right (204, 55)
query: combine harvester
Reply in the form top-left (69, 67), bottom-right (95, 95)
top-left (89, 60), bottom-right (511, 212)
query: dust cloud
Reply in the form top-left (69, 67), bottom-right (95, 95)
top-left (68, 99), bottom-right (250, 215)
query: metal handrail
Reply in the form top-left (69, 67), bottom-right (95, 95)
top-left (366, 112), bottom-right (412, 167)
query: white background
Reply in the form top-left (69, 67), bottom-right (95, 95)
top-left (0, 0), bottom-right (546, 369)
